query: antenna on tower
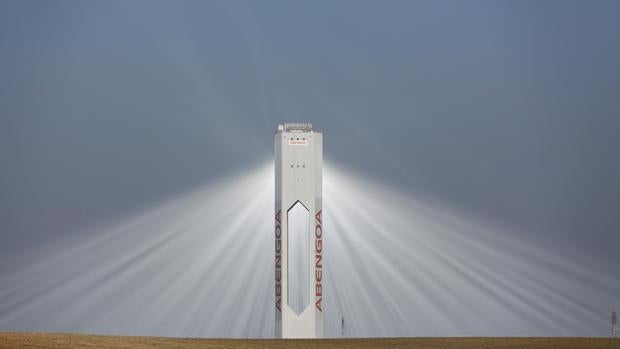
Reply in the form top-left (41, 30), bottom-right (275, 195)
top-left (613, 311), bottom-right (618, 338)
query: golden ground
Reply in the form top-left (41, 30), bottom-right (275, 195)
top-left (1, 333), bottom-right (619, 349)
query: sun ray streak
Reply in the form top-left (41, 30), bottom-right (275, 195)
top-left (0, 162), bottom-right (618, 337)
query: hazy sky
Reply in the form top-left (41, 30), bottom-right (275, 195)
top-left (1, 0), bottom-right (619, 336)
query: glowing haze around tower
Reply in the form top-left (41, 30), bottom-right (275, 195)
top-left (274, 123), bottom-right (323, 338)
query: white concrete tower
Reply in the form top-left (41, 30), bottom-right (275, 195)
top-left (274, 123), bottom-right (323, 338)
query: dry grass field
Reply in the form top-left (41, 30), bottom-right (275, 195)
top-left (1, 333), bottom-right (619, 349)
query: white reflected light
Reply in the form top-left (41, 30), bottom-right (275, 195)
top-left (0, 161), bottom-right (618, 338)
top-left (0, 163), bottom-right (275, 338)
top-left (322, 162), bottom-right (620, 337)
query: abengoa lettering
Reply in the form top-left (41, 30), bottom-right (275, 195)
top-left (315, 209), bottom-right (323, 312)
top-left (275, 210), bottom-right (282, 312)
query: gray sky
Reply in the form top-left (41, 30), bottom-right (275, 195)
top-left (1, 0), bottom-right (619, 336)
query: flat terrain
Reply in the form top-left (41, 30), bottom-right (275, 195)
top-left (1, 333), bottom-right (619, 349)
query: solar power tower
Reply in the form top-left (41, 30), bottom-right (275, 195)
top-left (274, 123), bottom-right (324, 338)
top-left (613, 311), bottom-right (617, 338)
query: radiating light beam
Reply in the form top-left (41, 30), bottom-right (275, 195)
top-left (0, 161), bottom-right (618, 337)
